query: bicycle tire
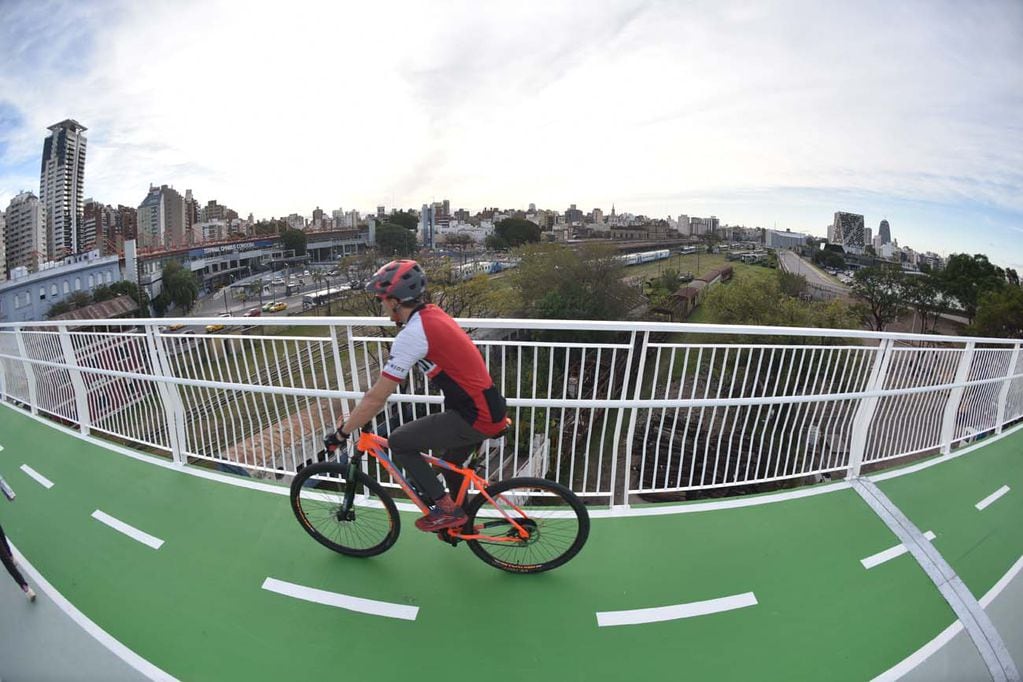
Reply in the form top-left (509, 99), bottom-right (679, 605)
top-left (290, 462), bottom-right (400, 557)
top-left (464, 477), bottom-right (589, 574)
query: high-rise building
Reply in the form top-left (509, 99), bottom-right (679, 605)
top-left (878, 219), bottom-right (891, 245)
top-left (136, 185), bottom-right (187, 249)
top-left (528, 203), bottom-right (536, 213)
top-left (82, 199), bottom-right (115, 254)
top-left (677, 215), bottom-right (690, 235)
top-left (420, 204), bottom-right (436, 248)
top-left (565, 204), bottom-right (584, 224)
top-left (39, 119), bottom-right (88, 259)
top-left (832, 212), bottom-right (865, 250)
top-left (864, 228), bottom-right (873, 250)
top-left (592, 208), bottom-right (604, 224)
top-left (377, 206), bottom-right (386, 218)
top-left (312, 206), bottom-right (324, 228)
top-left (4, 192), bottom-right (47, 273)
top-left (0, 212), bottom-right (6, 281)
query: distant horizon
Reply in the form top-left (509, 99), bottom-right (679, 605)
top-left (1, 0), bottom-right (1020, 269)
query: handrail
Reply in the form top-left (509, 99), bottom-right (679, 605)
top-left (1, 319), bottom-right (1020, 508)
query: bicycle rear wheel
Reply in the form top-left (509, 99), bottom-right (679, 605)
top-left (290, 461), bottom-right (400, 557)
top-left (464, 477), bottom-right (589, 574)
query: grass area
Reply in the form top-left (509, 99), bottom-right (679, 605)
top-left (628, 252), bottom-right (732, 281)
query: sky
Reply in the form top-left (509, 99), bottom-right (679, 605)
top-left (1, 0), bottom-right (1021, 268)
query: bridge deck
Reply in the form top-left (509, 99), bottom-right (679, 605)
top-left (0, 403), bottom-right (1020, 681)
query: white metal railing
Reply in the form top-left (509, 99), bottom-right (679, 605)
top-left (1, 316), bottom-right (1021, 507)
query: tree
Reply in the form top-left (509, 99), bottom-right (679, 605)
top-left (376, 223), bottom-right (417, 257)
top-left (1006, 268), bottom-right (1020, 288)
top-left (388, 210), bottom-right (419, 232)
top-left (901, 275), bottom-right (944, 334)
top-left (507, 243), bottom-right (632, 323)
top-left (939, 253), bottom-right (1005, 324)
top-left (109, 280), bottom-right (149, 309)
top-left (777, 271), bottom-right (807, 298)
top-left (812, 248), bottom-right (845, 270)
top-left (703, 273), bottom-right (856, 330)
top-left (972, 287), bottom-right (1023, 338)
top-left (489, 218), bottom-right (541, 250)
top-left (161, 261), bottom-right (200, 313)
top-left (851, 266), bottom-right (905, 331)
top-left (281, 228), bottom-right (307, 256)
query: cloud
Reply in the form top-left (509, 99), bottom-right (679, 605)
top-left (0, 0), bottom-right (1020, 267)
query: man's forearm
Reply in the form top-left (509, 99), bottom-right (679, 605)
top-left (340, 395), bottom-right (388, 435)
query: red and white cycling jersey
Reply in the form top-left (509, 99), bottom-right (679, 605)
top-left (381, 304), bottom-right (507, 436)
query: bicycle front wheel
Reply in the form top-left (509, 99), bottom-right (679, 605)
top-left (290, 462), bottom-right (400, 557)
top-left (464, 477), bottom-right (590, 574)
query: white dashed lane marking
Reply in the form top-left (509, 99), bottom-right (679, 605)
top-left (596, 592), bottom-right (758, 627)
top-left (862, 531), bottom-right (937, 569)
top-left (91, 510), bottom-right (165, 550)
top-left (20, 464), bottom-right (54, 489)
top-left (262, 577), bottom-right (419, 621)
top-left (975, 485), bottom-right (1010, 511)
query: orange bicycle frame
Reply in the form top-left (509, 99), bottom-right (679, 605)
top-left (353, 431), bottom-right (532, 542)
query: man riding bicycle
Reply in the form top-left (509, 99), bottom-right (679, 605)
top-left (328, 259), bottom-right (508, 532)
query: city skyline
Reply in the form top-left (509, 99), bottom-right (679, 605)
top-left (1, 1), bottom-right (1021, 268)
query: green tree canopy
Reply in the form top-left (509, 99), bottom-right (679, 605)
top-left (387, 210), bottom-right (419, 231)
top-left (900, 274), bottom-right (945, 334)
top-left (281, 228), bottom-right (308, 256)
top-left (939, 253), bottom-right (1005, 324)
top-left (376, 223), bottom-right (417, 257)
top-left (851, 265), bottom-right (905, 331)
top-left (488, 218), bottom-right (541, 250)
top-left (972, 286), bottom-right (1023, 338)
top-left (507, 243), bottom-right (632, 323)
top-left (812, 248), bottom-right (845, 269)
top-left (161, 261), bottom-right (200, 314)
top-left (703, 272), bottom-right (856, 330)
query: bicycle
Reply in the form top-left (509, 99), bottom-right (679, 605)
top-left (289, 427), bottom-right (590, 574)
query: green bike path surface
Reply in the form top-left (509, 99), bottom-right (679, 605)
top-left (0, 404), bottom-right (1015, 681)
top-left (875, 433), bottom-right (1023, 605)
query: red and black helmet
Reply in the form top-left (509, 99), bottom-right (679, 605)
top-left (365, 259), bottom-right (427, 302)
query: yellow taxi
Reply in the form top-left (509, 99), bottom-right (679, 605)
top-left (269, 302), bottom-right (288, 312)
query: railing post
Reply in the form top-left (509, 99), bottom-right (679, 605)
top-left (940, 342), bottom-right (976, 455)
top-left (57, 325), bottom-right (92, 435)
top-left (329, 324), bottom-right (353, 421)
top-left (610, 330), bottom-right (649, 510)
top-left (144, 325), bottom-right (187, 464)
top-left (995, 343), bottom-right (1021, 435)
top-left (13, 327), bottom-right (39, 414)
top-left (848, 339), bottom-right (894, 479)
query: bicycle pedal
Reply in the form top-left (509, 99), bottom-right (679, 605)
top-left (436, 531), bottom-right (460, 547)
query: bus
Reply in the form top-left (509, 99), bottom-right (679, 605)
top-left (302, 285), bottom-right (351, 310)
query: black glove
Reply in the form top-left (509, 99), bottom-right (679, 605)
top-left (324, 428), bottom-right (349, 451)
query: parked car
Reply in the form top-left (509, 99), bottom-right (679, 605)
top-left (243, 307), bottom-right (262, 317)
top-left (262, 301), bottom-right (275, 312)
top-left (271, 277), bottom-right (285, 286)
top-left (269, 302), bottom-right (288, 312)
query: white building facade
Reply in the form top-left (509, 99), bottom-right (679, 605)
top-left (0, 252), bottom-right (121, 322)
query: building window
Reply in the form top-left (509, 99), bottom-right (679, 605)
top-left (51, 284), bottom-right (58, 297)
top-left (75, 277), bottom-right (81, 291)
top-left (105, 271), bottom-right (112, 283)
top-left (63, 281), bottom-right (70, 294)
top-left (88, 275), bottom-right (94, 287)
top-left (40, 287), bottom-right (46, 301)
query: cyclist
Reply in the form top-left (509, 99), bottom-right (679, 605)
top-left (328, 259), bottom-right (507, 532)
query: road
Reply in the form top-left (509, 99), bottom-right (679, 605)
top-left (777, 250), bottom-right (849, 297)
